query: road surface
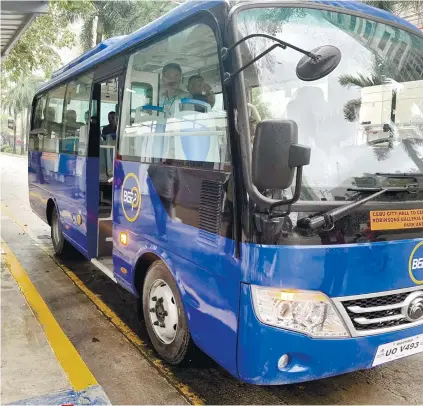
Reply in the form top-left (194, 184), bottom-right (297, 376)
top-left (1, 153), bottom-right (422, 405)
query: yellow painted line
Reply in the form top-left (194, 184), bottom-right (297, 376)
top-left (1, 203), bottom-right (204, 405)
top-left (55, 262), bottom-right (204, 405)
top-left (1, 241), bottom-right (97, 391)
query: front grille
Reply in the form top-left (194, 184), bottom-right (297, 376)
top-left (334, 287), bottom-right (423, 336)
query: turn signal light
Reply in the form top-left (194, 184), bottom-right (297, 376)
top-left (120, 232), bottom-right (128, 245)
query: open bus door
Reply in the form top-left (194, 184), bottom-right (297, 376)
top-left (85, 57), bottom-right (125, 275)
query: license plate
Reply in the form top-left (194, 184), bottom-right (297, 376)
top-left (372, 334), bottom-right (423, 366)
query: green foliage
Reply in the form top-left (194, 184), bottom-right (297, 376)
top-left (364, 1), bottom-right (397, 12)
top-left (1, 1), bottom-right (81, 80)
top-left (2, 75), bottom-right (43, 116)
top-left (63, 0), bottom-right (179, 52)
top-left (1, 145), bottom-right (12, 153)
top-left (342, 98), bottom-right (362, 122)
top-left (364, 1), bottom-right (423, 16)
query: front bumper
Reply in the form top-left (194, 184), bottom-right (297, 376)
top-left (238, 284), bottom-right (423, 385)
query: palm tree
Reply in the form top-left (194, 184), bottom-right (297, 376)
top-left (65, 1), bottom-right (180, 52)
top-left (365, 1), bottom-right (423, 17)
top-left (2, 75), bottom-right (43, 154)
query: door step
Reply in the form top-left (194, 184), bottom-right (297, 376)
top-left (91, 257), bottom-right (116, 282)
top-left (98, 219), bottom-right (113, 257)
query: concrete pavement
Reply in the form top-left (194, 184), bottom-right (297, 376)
top-left (1, 242), bottom-right (110, 405)
top-left (1, 153), bottom-right (189, 405)
top-left (1, 250), bottom-right (69, 404)
top-left (1, 152), bottom-right (423, 405)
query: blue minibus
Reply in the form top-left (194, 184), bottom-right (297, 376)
top-left (28, 0), bottom-right (423, 385)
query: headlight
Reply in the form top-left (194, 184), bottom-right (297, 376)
top-left (251, 286), bottom-right (349, 338)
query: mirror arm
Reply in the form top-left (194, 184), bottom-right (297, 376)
top-left (266, 166), bottom-right (304, 219)
top-left (222, 33), bottom-right (316, 60)
top-left (221, 33), bottom-right (317, 83)
top-left (223, 43), bottom-right (281, 83)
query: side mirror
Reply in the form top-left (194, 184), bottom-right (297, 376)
top-left (252, 120), bottom-right (310, 191)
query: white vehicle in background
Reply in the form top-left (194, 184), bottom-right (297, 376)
top-left (395, 80), bottom-right (423, 140)
top-left (359, 80), bottom-right (423, 146)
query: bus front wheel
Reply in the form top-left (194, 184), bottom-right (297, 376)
top-left (142, 261), bottom-right (192, 365)
top-left (51, 206), bottom-right (72, 256)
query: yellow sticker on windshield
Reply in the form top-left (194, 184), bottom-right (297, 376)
top-left (370, 210), bottom-right (423, 231)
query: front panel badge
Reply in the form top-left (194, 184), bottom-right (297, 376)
top-left (409, 241), bottom-right (423, 285)
top-left (121, 173), bottom-right (141, 223)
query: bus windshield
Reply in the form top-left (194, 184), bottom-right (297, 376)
top-left (236, 6), bottom-right (423, 201)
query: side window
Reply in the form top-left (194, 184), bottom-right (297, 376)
top-left (29, 95), bottom-right (47, 151)
top-left (119, 23), bottom-right (229, 169)
top-left (32, 95), bottom-right (47, 130)
top-left (100, 77), bottom-right (119, 145)
top-left (62, 74), bottom-right (93, 155)
top-left (130, 82), bottom-right (153, 124)
top-left (44, 85), bottom-right (66, 153)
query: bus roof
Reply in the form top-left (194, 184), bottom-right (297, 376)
top-left (37, 0), bottom-right (421, 95)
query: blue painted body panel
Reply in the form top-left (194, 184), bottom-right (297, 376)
top-left (241, 238), bottom-right (423, 297)
top-left (112, 160), bottom-right (240, 376)
top-left (28, 0), bottom-right (423, 386)
top-left (238, 284), bottom-right (423, 385)
top-left (28, 151), bottom-right (99, 258)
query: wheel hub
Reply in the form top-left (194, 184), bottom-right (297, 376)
top-left (148, 279), bottom-right (178, 344)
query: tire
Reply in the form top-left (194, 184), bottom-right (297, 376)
top-left (51, 206), bottom-right (72, 256)
top-left (142, 261), bottom-right (192, 365)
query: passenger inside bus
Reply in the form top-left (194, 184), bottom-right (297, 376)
top-left (45, 107), bottom-right (56, 134)
top-left (186, 74), bottom-right (215, 112)
top-left (119, 22), bottom-right (229, 167)
top-left (64, 109), bottom-right (80, 136)
top-left (101, 111), bottom-right (117, 141)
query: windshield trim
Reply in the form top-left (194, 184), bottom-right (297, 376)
top-left (229, 2), bottom-right (423, 39)
top-left (228, 1), bottom-right (423, 211)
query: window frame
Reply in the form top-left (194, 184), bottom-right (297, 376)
top-left (61, 73), bottom-right (95, 156)
top-left (40, 84), bottom-right (67, 154)
top-left (117, 12), bottom-right (232, 172)
top-left (29, 94), bottom-right (48, 152)
top-left (228, 1), bottom-right (423, 214)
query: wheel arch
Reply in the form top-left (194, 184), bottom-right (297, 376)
top-left (132, 248), bottom-right (188, 322)
top-left (46, 198), bottom-right (56, 226)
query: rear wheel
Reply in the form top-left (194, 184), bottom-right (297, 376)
top-left (51, 206), bottom-right (72, 256)
top-left (142, 261), bottom-right (192, 365)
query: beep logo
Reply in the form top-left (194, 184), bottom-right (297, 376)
top-left (121, 173), bottom-right (141, 222)
top-left (409, 241), bottom-right (423, 285)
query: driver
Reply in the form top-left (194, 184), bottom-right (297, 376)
top-left (159, 63), bottom-right (189, 115)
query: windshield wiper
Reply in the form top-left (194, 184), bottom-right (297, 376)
top-left (297, 183), bottom-right (421, 232)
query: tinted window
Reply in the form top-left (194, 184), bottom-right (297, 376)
top-left (119, 23), bottom-right (229, 169)
top-left (29, 95), bottom-right (47, 151)
top-left (44, 85), bottom-right (66, 153)
top-left (62, 74), bottom-right (93, 155)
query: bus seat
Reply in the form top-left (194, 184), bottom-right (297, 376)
top-left (171, 103), bottom-right (219, 162)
